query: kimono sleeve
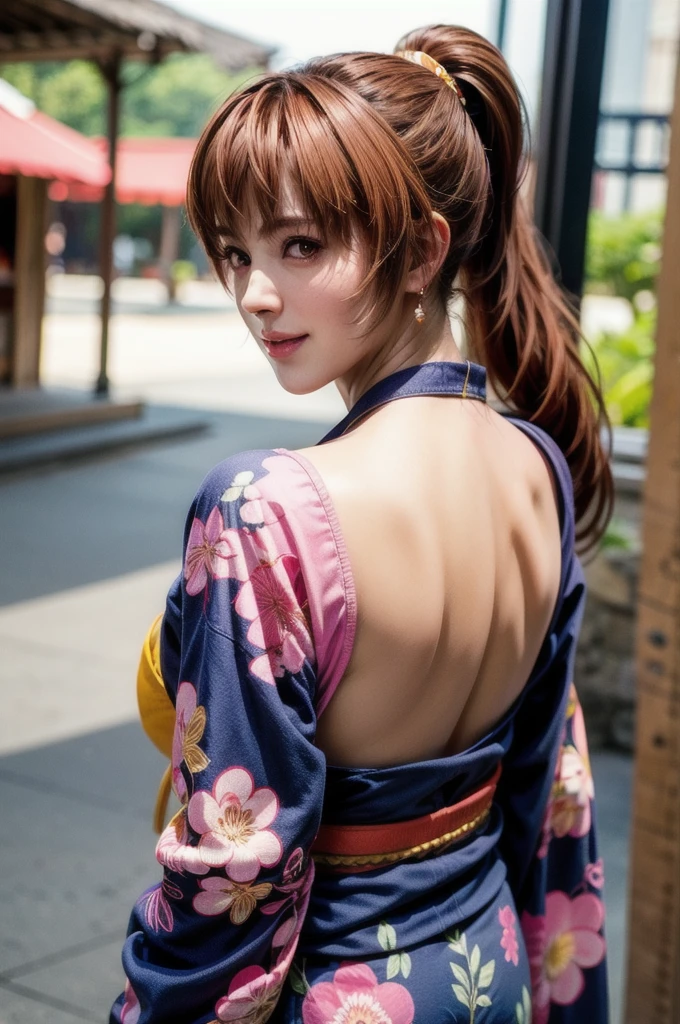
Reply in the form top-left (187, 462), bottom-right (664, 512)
top-left (494, 420), bottom-right (608, 1023)
top-left (497, 568), bottom-right (609, 1023)
top-left (111, 450), bottom-right (333, 1024)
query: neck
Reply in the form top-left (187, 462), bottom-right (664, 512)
top-left (335, 299), bottom-right (464, 411)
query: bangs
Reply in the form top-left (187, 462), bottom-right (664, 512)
top-left (186, 68), bottom-right (433, 326)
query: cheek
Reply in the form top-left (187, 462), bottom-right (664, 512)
top-left (305, 262), bottom-right (365, 324)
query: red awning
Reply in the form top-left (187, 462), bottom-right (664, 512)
top-left (0, 103), bottom-right (110, 186)
top-left (49, 137), bottom-right (197, 206)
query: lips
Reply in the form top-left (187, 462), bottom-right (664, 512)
top-left (261, 331), bottom-right (307, 343)
top-left (261, 334), bottom-right (308, 359)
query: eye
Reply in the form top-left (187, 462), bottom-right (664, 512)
top-left (284, 237), bottom-right (322, 260)
top-left (221, 246), bottom-right (250, 271)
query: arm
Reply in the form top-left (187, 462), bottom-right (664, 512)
top-left (111, 451), bottom-right (330, 1024)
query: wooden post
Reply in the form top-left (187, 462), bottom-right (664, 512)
top-left (95, 54), bottom-right (122, 396)
top-left (12, 175), bottom-right (48, 387)
top-left (624, 57), bottom-right (680, 1024)
top-left (159, 204), bottom-right (182, 302)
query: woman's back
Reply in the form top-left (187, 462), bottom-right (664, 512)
top-left (302, 393), bottom-right (562, 767)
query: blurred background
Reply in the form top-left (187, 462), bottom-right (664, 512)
top-left (0, 1), bottom-right (677, 1021)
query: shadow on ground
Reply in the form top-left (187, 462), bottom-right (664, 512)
top-left (0, 409), bottom-right (330, 607)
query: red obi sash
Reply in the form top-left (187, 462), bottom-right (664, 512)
top-left (311, 764), bottom-right (501, 872)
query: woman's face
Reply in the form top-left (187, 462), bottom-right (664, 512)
top-left (221, 193), bottom-right (405, 397)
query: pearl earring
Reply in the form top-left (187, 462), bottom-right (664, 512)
top-left (414, 287), bottom-right (426, 324)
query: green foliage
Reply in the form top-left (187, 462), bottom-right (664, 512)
top-left (116, 204), bottom-right (161, 248)
top-left (601, 517), bottom-right (637, 552)
top-left (121, 54), bottom-right (256, 137)
top-left (0, 54), bottom-right (258, 138)
top-left (515, 985), bottom-right (532, 1024)
top-left (582, 309), bottom-right (656, 427)
top-left (288, 959), bottom-right (309, 996)
top-left (1, 60), bottom-right (105, 135)
top-left (377, 920), bottom-right (397, 952)
top-left (377, 921), bottom-right (411, 980)
top-left (585, 209), bottom-right (663, 301)
top-left (171, 259), bottom-right (197, 283)
top-left (447, 930), bottom-right (495, 1022)
top-left (584, 207), bottom-right (663, 429)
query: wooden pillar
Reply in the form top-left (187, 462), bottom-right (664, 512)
top-left (12, 175), bottom-right (48, 387)
top-left (624, 57), bottom-right (680, 1024)
top-left (159, 204), bottom-right (182, 302)
top-left (95, 54), bottom-right (122, 396)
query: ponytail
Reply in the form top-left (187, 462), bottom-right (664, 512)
top-left (393, 25), bottom-right (610, 552)
top-left (395, 26), bottom-right (613, 553)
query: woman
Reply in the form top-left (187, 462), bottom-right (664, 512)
top-left (112, 24), bottom-right (612, 1024)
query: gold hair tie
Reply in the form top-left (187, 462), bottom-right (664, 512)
top-left (395, 50), bottom-right (466, 107)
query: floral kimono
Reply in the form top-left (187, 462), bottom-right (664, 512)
top-left (111, 360), bottom-right (607, 1024)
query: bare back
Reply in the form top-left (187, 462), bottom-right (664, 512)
top-left (297, 395), bottom-right (562, 768)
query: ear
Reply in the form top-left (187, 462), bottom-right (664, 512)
top-left (404, 213), bottom-right (451, 293)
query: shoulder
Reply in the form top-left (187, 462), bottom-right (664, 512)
top-left (187, 448), bottom-right (317, 527)
top-left (185, 446), bottom-right (349, 572)
top-left (184, 447), bottom-right (356, 702)
top-left (499, 415), bottom-right (574, 539)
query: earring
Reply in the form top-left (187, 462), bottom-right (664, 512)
top-left (414, 287), bottom-right (426, 324)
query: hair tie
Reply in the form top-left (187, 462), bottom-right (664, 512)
top-left (395, 50), bottom-right (466, 107)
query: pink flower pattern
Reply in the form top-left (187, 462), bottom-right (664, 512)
top-left (541, 686), bottom-right (595, 853)
top-left (214, 901), bottom-right (305, 1023)
top-left (221, 470), bottom-right (285, 526)
top-left (185, 486), bottom-right (313, 687)
top-left (187, 767), bottom-right (282, 881)
top-left (498, 904), bottom-right (519, 965)
top-left (302, 964), bottom-right (415, 1024)
top-left (156, 807), bottom-right (210, 876)
top-left (183, 507), bottom-right (249, 596)
top-left (171, 681), bottom-right (209, 802)
top-left (215, 964), bottom-right (286, 1023)
top-left (193, 876), bottom-right (273, 924)
top-left (522, 891), bottom-right (606, 1024)
top-left (120, 979), bottom-right (141, 1024)
top-left (268, 857), bottom-right (314, 966)
top-left (260, 847), bottom-right (311, 918)
top-left (143, 878), bottom-right (183, 932)
top-left (234, 553), bottom-right (314, 685)
top-left (584, 858), bottom-right (605, 889)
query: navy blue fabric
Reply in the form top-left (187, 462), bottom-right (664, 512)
top-left (319, 360), bottom-right (487, 443)
top-left (112, 361), bottom-right (607, 1024)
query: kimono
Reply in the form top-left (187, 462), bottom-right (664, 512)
top-left (111, 360), bottom-right (608, 1024)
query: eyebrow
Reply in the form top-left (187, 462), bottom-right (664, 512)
top-left (216, 216), bottom-right (317, 243)
top-left (261, 216), bottom-right (316, 237)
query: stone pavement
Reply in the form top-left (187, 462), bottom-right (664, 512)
top-left (0, 279), bottom-right (633, 1022)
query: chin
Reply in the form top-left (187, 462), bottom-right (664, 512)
top-left (271, 364), bottom-right (335, 396)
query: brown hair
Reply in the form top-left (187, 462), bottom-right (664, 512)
top-left (186, 24), bottom-right (613, 553)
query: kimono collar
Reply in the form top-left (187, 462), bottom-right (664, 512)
top-left (319, 360), bottom-right (487, 443)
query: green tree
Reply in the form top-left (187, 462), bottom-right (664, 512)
top-left (0, 53), bottom-right (258, 138)
top-left (122, 54), bottom-right (256, 137)
top-left (1, 60), bottom-right (104, 134)
top-left (585, 209), bottom-right (663, 301)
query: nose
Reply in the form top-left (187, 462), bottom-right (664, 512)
top-left (240, 268), bottom-right (282, 318)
